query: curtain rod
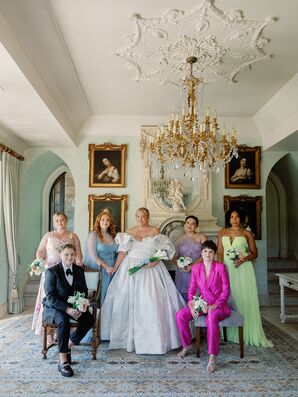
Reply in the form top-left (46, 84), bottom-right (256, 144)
top-left (0, 143), bottom-right (24, 161)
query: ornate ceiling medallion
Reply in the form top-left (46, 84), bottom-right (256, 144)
top-left (115, 0), bottom-right (275, 86)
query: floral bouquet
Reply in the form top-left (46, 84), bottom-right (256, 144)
top-left (193, 295), bottom-right (207, 313)
top-left (226, 248), bottom-right (243, 268)
top-left (28, 259), bottom-right (45, 277)
top-left (177, 256), bottom-right (192, 269)
top-left (128, 249), bottom-right (168, 276)
top-left (67, 291), bottom-right (90, 312)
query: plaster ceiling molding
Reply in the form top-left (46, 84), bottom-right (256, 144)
top-left (115, 0), bottom-right (276, 86)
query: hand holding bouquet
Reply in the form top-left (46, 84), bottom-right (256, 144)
top-left (193, 295), bottom-right (208, 313)
top-left (128, 249), bottom-right (168, 276)
top-left (28, 259), bottom-right (45, 276)
top-left (177, 256), bottom-right (192, 270)
top-left (226, 248), bottom-right (244, 268)
top-left (67, 291), bottom-right (90, 312)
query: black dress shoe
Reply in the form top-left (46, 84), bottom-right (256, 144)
top-left (66, 352), bottom-right (72, 364)
top-left (58, 361), bottom-right (74, 377)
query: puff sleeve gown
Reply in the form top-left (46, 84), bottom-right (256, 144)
top-left (222, 236), bottom-right (273, 347)
top-left (101, 233), bottom-right (185, 354)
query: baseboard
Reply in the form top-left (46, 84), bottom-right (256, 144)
top-left (0, 302), bottom-right (7, 319)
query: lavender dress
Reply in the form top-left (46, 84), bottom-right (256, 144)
top-left (174, 235), bottom-right (202, 303)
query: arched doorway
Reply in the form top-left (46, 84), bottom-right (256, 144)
top-left (266, 171), bottom-right (288, 258)
top-left (42, 165), bottom-right (75, 233)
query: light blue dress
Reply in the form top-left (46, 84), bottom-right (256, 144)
top-left (84, 230), bottom-right (118, 305)
top-left (81, 231), bottom-right (118, 343)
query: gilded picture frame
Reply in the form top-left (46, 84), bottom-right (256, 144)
top-left (224, 195), bottom-right (262, 240)
top-left (89, 143), bottom-right (127, 187)
top-left (225, 145), bottom-right (261, 189)
top-left (88, 193), bottom-right (128, 233)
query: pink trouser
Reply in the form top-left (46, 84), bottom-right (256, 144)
top-left (176, 306), bottom-right (229, 355)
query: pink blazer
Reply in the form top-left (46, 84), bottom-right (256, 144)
top-left (188, 261), bottom-right (231, 313)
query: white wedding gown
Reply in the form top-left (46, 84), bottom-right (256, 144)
top-left (101, 233), bottom-right (185, 354)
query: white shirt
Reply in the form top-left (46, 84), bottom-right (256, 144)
top-left (62, 263), bottom-right (73, 286)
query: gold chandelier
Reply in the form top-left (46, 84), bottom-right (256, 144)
top-left (147, 57), bottom-right (238, 174)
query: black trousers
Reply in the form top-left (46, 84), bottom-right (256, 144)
top-left (53, 310), bottom-right (94, 353)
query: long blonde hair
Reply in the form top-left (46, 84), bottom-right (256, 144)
top-left (94, 209), bottom-right (116, 240)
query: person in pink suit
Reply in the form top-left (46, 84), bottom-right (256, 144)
top-left (176, 240), bottom-right (231, 373)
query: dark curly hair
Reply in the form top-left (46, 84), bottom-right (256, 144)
top-left (225, 207), bottom-right (246, 227)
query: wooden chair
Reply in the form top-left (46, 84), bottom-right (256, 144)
top-left (194, 297), bottom-right (244, 359)
top-left (41, 269), bottom-right (101, 360)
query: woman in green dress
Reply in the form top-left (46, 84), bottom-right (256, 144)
top-left (217, 208), bottom-right (273, 347)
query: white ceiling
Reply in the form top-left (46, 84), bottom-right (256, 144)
top-left (0, 0), bottom-right (298, 148)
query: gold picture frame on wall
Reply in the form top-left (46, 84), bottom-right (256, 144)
top-left (225, 145), bottom-right (261, 189)
top-left (88, 193), bottom-right (128, 233)
top-left (224, 194), bottom-right (262, 240)
top-left (89, 143), bottom-right (127, 187)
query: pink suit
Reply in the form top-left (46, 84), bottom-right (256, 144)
top-left (176, 261), bottom-right (231, 355)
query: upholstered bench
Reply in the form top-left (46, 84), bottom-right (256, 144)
top-left (194, 309), bottom-right (244, 358)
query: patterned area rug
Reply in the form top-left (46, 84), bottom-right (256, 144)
top-left (0, 315), bottom-right (297, 397)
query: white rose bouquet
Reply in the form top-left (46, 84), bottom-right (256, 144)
top-left (67, 291), bottom-right (90, 312)
top-left (193, 295), bottom-right (208, 313)
top-left (226, 248), bottom-right (241, 268)
top-left (28, 259), bottom-right (45, 277)
top-left (177, 256), bottom-right (192, 269)
top-left (128, 249), bottom-right (168, 276)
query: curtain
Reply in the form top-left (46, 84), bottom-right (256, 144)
top-left (1, 152), bottom-right (23, 313)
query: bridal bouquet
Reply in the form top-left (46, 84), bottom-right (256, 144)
top-left (28, 259), bottom-right (45, 277)
top-left (67, 291), bottom-right (90, 312)
top-left (128, 249), bottom-right (168, 276)
top-left (177, 256), bottom-right (192, 269)
top-left (193, 295), bottom-right (207, 313)
top-left (226, 248), bottom-right (242, 268)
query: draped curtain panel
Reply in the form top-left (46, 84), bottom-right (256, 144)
top-left (1, 152), bottom-right (23, 313)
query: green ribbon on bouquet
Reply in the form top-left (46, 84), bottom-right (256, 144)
top-left (128, 250), bottom-right (168, 276)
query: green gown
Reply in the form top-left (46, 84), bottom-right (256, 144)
top-left (222, 236), bottom-right (273, 347)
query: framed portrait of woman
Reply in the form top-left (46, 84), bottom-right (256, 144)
top-left (225, 145), bottom-right (261, 189)
top-left (88, 194), bottom-right (128, 233)
top-left (89, 143), bottom-right (127, 187)
top-left (224, 195), bottom-right (262, 240)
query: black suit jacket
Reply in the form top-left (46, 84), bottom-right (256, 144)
top-left (43, 263), bottom-right (88, 324)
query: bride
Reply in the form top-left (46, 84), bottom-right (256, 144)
top-left (101, 207), bottom-right (185, 354)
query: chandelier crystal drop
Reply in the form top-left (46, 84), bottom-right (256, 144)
top-left (146, 57), bottom-right (238, 175)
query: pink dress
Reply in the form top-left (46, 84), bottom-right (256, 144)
top-left (31, 232), bottom-right (76, 335)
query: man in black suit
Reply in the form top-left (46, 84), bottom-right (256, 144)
top-left (43, 243), bottom-right (94, 377)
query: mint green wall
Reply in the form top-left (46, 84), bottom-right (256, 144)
top-left (18, 136), bottom-right (142, 290)
top-left (51, 135), bottom-right (143, 244)
top-left (212, 150), bottom-right (290, 301)
top-left (18, 151), bottom-right (65, 290)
